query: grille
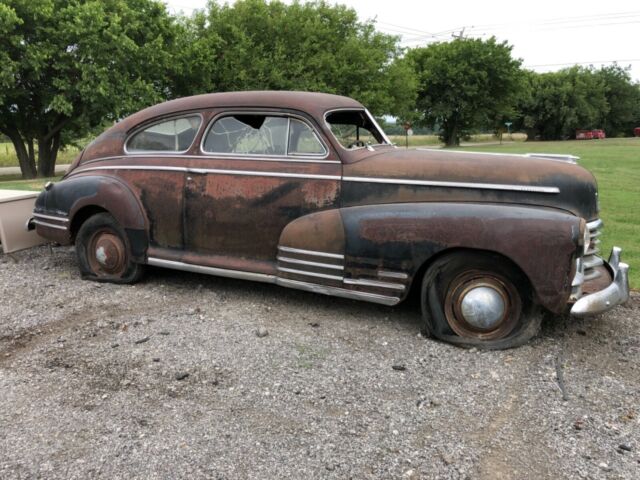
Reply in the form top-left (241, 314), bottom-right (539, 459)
top-left (583, 219), bottom-right (603, 280)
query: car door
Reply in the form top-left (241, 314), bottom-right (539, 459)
top-left (184, 111), bottom-right (341, 274)
top-left (120, 114), bottom-right (201, 253)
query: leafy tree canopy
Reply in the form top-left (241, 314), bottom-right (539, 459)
top-left (0, 0), bottom-right (177, 178)
top-left (407, 37), bottom-right (524, 146)
top-left (516, 66), bottom-right (609, 140)
top-left (595, 64), bottom-right (640, 137)
top-left (170, 0), bottom-right (416, 118)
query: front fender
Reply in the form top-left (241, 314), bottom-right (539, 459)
top-left (339, 203), bottom-right (581, 313)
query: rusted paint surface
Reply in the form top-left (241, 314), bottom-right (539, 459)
top-left (339, 203), bottom-right (581, 313)
top-left (342, 149), bottom-right (599, 220)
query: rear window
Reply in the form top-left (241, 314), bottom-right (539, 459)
top-left (127, 115), bottom-right (201, 153)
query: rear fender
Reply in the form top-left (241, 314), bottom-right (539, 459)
top-left (35, 175), bottom-right (148, 261)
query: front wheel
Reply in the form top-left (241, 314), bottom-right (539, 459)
top-left (421, 252), bottom-right (541, 349)
top-left (76, 212), bottom-right (144, 283)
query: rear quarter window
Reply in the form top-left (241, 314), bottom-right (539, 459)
top-left (126, 115), bottom-right (202, 153)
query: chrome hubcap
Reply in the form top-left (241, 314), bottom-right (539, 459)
top-left (460, 286), bottom-right (506, 329)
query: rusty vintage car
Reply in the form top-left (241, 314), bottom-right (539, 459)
top-left (29, 91), bottom-right (629, 348)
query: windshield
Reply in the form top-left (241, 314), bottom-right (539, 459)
top-left (325, 110), bottom-right (390, 150)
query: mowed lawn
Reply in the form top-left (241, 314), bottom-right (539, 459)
top-left (448, 137), bottom-right (639, 289)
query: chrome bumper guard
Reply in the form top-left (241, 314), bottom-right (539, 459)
top-left (570, 247), bottom-right (630, 317)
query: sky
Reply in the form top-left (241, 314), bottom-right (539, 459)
top-left (164, 0), bottom-right (640, 81)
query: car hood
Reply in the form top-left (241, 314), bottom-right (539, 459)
top-left (341, 148), bottom-right (599, 220)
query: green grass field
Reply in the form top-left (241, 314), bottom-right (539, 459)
top-left (447, 137), bottom-right (639, 289)
top-left (0, 142), bottom-right (79, 168)
top-left (388, 132), bottom-right (527, 148)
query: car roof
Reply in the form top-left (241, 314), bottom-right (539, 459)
top-left (125, 91), bottom-right (365, 128)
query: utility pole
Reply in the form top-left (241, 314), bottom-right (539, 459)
top-left (451, 27), bottom-right (466, 40)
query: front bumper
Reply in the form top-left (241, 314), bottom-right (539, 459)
top-left (570, 247), bottom-right (630, 317)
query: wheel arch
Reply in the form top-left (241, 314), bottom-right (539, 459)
top-left (408, 247), bottom-right (535, 305)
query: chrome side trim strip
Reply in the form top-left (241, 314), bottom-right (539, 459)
top-left (81, 154), bottom-right (340, 165)
top-left (72, 165), bottom-right (340, 181)
top-left (74, 165), bottom-right (187, 174)
top-left (33, 219), bottom-right (68, 231)
top-left (277, 266), bottom-right (343, 281)
top-left (277, 256), bottom-right (344, 270)
top-left (343, 278), bottom-right (405, 291)
top-left (147, 258), bottom-right (276, 284)
top-left (377, 270), bottom-right (409, 280)
top-left (189, 168), bottom-right (340, 181)
top-left (33, 213), bottom-right (69, 223)
top-left (276, 278), bottom-right (401, 306)
top-left (343, 176), bottom-right (560, 194)
top-left (277, 246), bottom-right (344, 259)
top-left (147, 257), bottom-right (401, 306)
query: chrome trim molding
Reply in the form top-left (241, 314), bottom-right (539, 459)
top-left (147, 256), bottom-right (402, 307)
top-left (524, 153), bottom-right (579, 164)
top-left (189, 168), bottom-right (340, 181)
top-left (277, 278), bottom-right (400, 306)
top-left (571, 247), bottom-right (630, 317)
top-left (343, 176), bottom-right (560, 194)
top-left (377, 270), bottom-right (408, 280)
top-left (82, 154), bottom-right (340, 165)
top-left (277, 246), bottom-right (344, 259)
top-left (276, 266), bottom-right (343, 281)
top-left (277, 255), bottom-right (344, 270)
top-left (33, 212), bottom-right (70, 223)
top-left (33, 219), bottom-right (68, 231)
top-left (74, 165), bottom-right (187, 174)
top-left (343, 278), bottom-right (405, 291)
top-left (72, 165), bottom-right (340, 181)
top-left (147, 258), bottom-right (276, 284)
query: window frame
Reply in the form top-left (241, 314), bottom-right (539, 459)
top-left (323, 108), bottom-right (392, 151)
top-left (200, 111), bottom-right (329, 160)
top-left (124, 113), bottom-right (204, 155)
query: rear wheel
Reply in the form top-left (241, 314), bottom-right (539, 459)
top-left (421, 252), bottom-right (541, 349)
top-left (76, 213), bottom-right (144, 283)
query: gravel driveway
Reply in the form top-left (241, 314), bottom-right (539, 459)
top-left (1, 245), bottom-right (638, 479)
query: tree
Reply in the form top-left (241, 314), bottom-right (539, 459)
top-left (170, 0), bottom-right (416, 118)
top-left (0, 0), bottom-right (177, 178)
top-left (407, 37), bottom-right (524, 146)
top-left (595, 65), bottom-right (640, 137)
top-left (516, 67), bottom-right (608, 140)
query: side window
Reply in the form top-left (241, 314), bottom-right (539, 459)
top-left (127, 115), bottom-right (201, 152)
top-left (288, 118), bottom-right (326, 155)
top-left (203, 115), bottom-right (288, 155)
top-left (325, 110), bottom-right (387, 149)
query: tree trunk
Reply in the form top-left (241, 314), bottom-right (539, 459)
top-left (37, 133), bottom-right (60, 178)
top-left (3, 128), bottom-right (37, 178)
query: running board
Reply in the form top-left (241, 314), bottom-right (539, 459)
top-left (147, 257), bottom-right (400, 306)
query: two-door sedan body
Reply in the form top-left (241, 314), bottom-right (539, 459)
top-left (30, 91), bottom-right (629, 348)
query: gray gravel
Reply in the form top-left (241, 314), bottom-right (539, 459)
top-left (1, 245), bottom-right (638, 479)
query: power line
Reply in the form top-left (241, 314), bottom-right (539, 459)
top-left (525, 59), bottom-right (640, 68)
